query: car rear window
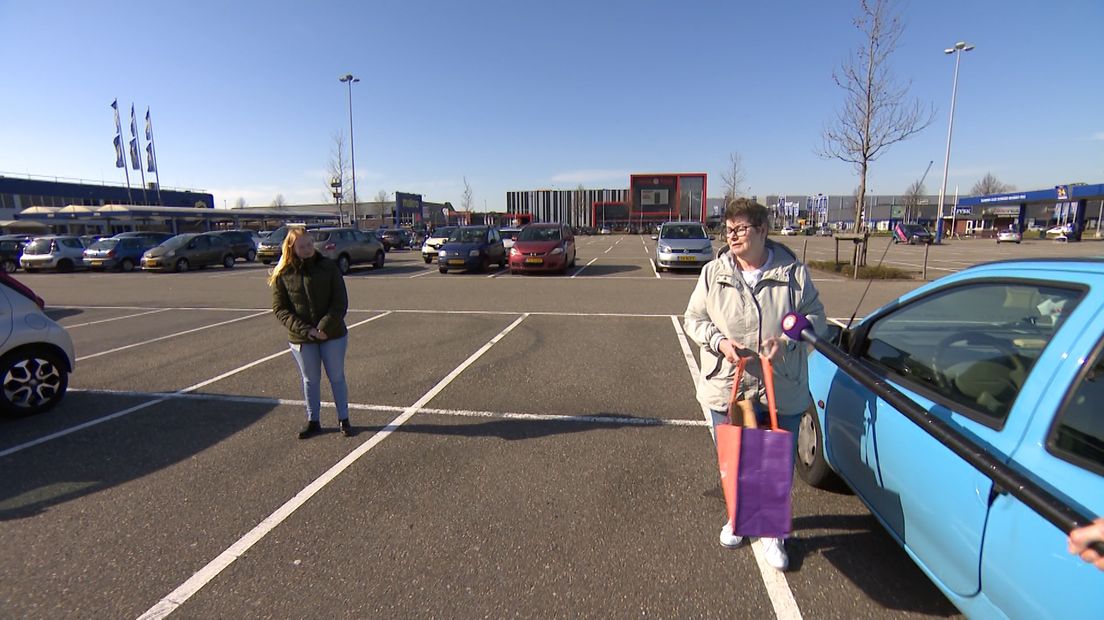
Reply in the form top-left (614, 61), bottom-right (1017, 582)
top-left (25, 239), bottom-right (55, 254)
top-left (90, 239), bottom-right (119, 250)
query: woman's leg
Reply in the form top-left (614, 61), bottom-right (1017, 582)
top-left (289, 342), bottom-right (322, 422)
top-left (319, 336), bottom-right (349, 421)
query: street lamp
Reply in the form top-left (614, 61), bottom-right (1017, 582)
top-left (339, 73), bottom-right (360, 226)
top-left (935, 41), bottom-right (974, 244)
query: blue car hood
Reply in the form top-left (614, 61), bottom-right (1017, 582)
top-left (439, 242), bottom-right (485, 253)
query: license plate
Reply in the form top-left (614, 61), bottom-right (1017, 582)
top-left (145, 260), bottom-right (159, 267)
top-left (525, 257), bottom-right (543, 264)
top-left (448, 259), bottom-right (464, 266)
top-left (91, 260), bottom-right (102, 266)
top-left (678, 255), bottom-right (696, 262)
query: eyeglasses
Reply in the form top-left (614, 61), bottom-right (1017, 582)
top-left (724, 225), bottom-right (755, 237)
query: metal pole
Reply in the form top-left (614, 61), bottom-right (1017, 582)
top-left (347, 80), bottom-right (358, 226)
top-left (936, 43), bottom-right (973, 244)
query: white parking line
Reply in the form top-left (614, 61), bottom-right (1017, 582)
top-left (650, 258), bottom-right (660, 279)
top-left (76, 310), bottom-right (271, 362)
top-left (669, 316), bottom-right (804, 620)
top-left (0, 313), bottom-right (394, 460)
top-left (486, 267), bottom-right (508, 278)
top-left (62, 308), bottom-right (172, 329)
top-left (138, 312), bottom-right (530, 620)
top-left (408, 270), bottom-right (433, 278)
top-left (570, 257), bottom-right (598, 278)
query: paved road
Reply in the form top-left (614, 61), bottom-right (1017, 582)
top-left (2, 234), bottom-right (1098, 618)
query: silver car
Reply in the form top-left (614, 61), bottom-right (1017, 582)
top-left (19, 235), bottom-right (88, 273)
top-left (309, 227), bottom-right (385, 274)
top-left (653, 222), bottom-right (714, 271)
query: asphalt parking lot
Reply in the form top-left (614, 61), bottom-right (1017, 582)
top-left (3, 233), bottom-right (1101, 619)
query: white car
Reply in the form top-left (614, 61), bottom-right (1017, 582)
top-left (500, 227), bottom-right (522, 253)
top-left (996, 229), bottom-right (1022, 244)
top-left (0, 274), bottom-right (75, 416)
top-left (779, 225), bottom-right (798, 236)
top-left (421, 226), bottom-right (457, 263)
top-left (19, 235), bottom-right (88, 272)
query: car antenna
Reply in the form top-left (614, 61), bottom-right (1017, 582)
top-left (843, 230), bottom-right (900, 331)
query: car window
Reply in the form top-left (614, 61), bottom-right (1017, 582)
top-left (340, 230), bottom-right (356, 241)
top-left (661, 225), bottom-right (706, 239)
top-left (519, 227), bottom-right (561, 242)
top-left (192, 236), bottom-right (210, 249)
top-left (63, 238), bottom-right (84, 249)
top-left (1048, 339), bottom-right (1104, 475)
top-left (450, 228), bottom-right (486, 243)
top-left (861, 282), bottom-right (1084, 425)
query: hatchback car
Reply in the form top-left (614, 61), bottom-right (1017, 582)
top-left (796, 258), bottom-right (1103, 619)
top-left (507, 223), bottom-right (576, 275)
top-left (378, 228), bottom-right (412, 251)
top-left (19, 235), bottom-right (87, 272)
top-left (499, 227), bottom-right (523, 253)
top-left (421, 226), bottom-right (457, 263)
top-left (256, 224), bottom-right (304, 264)
top-left (0, 272), bottom-right (75, 417)
top-left (892, 222), bottom-right (933, 244)
top-left (996, 227), bottom-right (1023, 244)
top-left (437, 226), bottom-right (506, 273)
top-left (0, 235), bottom-right (30, 273)
top-left (213, 230), bottom-right (258, 262)
top-left (82, 236), bottom-right (150, 272)
top-left (309, 227), bottom-right (385, 274)
top-left (653, 222), bottom-right (713, 272)
top-left (779, 225), bottom-right (798, 236)
top-left (140, 233), bottom-right (235, 272)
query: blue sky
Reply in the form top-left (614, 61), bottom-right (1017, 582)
top-left (1, 0), bottom-right (1101, 210)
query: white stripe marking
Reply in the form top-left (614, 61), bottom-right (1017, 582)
top-left (62, 308), bottom-right (171, 329)
top-left (570, 258), bottom-right (598, 278)
top-left (76, 310), bottom-right (271, 361)
top-left (650, 258), bottom-right (660, 279)
top-left (138, 313), bottom-right (530, 619)
top-left (408, 270), bottom-right (433, 278)
top-left (0, 313), bottom-right (393, 459)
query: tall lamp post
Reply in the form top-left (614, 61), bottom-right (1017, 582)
top-left (339, 73), bottom-right (360, 226)
top-left (935, 41), bottom-right (974, 244)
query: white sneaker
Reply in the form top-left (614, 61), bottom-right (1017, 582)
top-left (761, 537), bottom-right (789, 571)
top-left (719, 521), bottom-right (744, 548)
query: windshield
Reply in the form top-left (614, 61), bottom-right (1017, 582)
top-left (518, 227), bottom-right (560, 242)
top-left (90, 239), bottom-right (119, 250)
top-left (431, 227), bottom-right (456, 239)
top-left (448, 228), bottom-right (487, 243)
top-left (162, 234), bottom-right (195, 250)
top-left (264, 227), bottom-right (293, 245)
top-left (900, 224), bottom-right (929, 235)
top-left (660, 225), bottom-right (707, 240)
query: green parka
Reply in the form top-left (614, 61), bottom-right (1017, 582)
top-left (271, 254), bottom-right (348, 344)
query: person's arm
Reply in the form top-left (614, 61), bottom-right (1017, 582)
top-left (684, 269), bottom-right (746, 363)
top-left (1068, 518), bottom-right (1104, 571)
top-left (317, 262), bottom-right (348, 338)
top-left (272, 276), bottom-right (312, 339)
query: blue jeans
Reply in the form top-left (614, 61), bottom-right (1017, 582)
top-left (288, 336), bottom-right (349, 422)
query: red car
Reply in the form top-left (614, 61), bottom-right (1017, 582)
top-left (508, 223), bottom-right (577, 275)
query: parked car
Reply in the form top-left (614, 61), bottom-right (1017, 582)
top-left (816, 225), bottom-right (834, 237)
top-left (0, 235), bottom-right (31, 273)
top-left (892, 223), bottom-right (933, 244)
top-left (796, 258), bottom-right (1104, 619)
top-left (19, 235), bottom-right (87, 272)
top-left (437, 226), bottom-right (506, 273)
top-left (309, 227), bottom-right (385, 274)
top-left (499, 227), bottom-right (523, 253)
top-left (996, 227), bottom-right (1023, 244)
top-left (112, 231), bottom-right (175, 247)
top-left (378, 228), bottom-right (412, 251)
top-left (256, 224), bottom-right (321, 264)
top-left (212, 230), bottom-right (257, 262)
top-left (508, 223), bottom-right (576, 275)
top-left (79, 235), bottom-right (102, 248)
top-left (599, 226), bottom-right (612, 235)
top-left (82, 236), bottom-right (150, 272)
top-left (140, 232), bottom-right (236, 272)
top-left (421, 226), bottom-right (457, 264)
top-left (0, 272), bottom-right (75, 417)
top-left (779, 225), bottom-right (798, 236)
top-left (653, 222), bottom-right (713, 272)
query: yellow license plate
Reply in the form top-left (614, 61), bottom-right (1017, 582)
top-left (91, 260), bottom-right (102, 266)
top-left (678, 255), bottom-right (696, 262)
top-left (448, 259), bottom-right (464, 266)
top-left (525, 257), bottom-right (543, 264)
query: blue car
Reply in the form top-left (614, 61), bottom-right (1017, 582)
top-left (436, 226), bottom-right (506, 273)
top-left (83, 236), bottom-right (153, 272)
top-left (796, 258), bottom-right (1103, 619)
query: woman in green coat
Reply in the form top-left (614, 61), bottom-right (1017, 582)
top-left (269, 227), bottom-right (352, 438)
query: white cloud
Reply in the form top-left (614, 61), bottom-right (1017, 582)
top-left (550, 169), bottom-right (632, 185)
top-left (1089, 131), bottom-right (1104, 141)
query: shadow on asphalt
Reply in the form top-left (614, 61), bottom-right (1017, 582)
top-left (0, 392), bottom-right (276, 521)
top-left (44, 307), bottom-right (84, 321)
top-left (575, 264), bottom-right (649, 276)
top-left (790, 512), bottom-right (960, 616)
top-left (359, 413), bottom-right (662, 440)
top-left (347, 264), bottom-right (419, 276)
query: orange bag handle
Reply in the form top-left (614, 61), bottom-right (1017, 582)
top-left (730, 355), bottom-right (780, 431)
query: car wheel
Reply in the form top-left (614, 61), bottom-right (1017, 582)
top-left (0, 346), bottom-right (69, 418)
top-left (120, 258), bottom-right (135, 272)
top-left (796, 407), bottom-right (835, 488)
top-left (1, 259), bottom-right (17, 273)
top-left (439, 266), bottom-right (447, 274)
top-left (262, 259), bottom-right (271, 265)
top-left (246, 249), bottom-right (256, 262)
top-left (175, 258), bottom-right (190, 272)
top-left (222, 254), bottom-right (235, 268)
top-left (424, 256), bottom-right (432, 264)
top-left (57, 259), bottom-right (74, 273)
top-left (373, 251), bottom-right (385, 269)
top-left (337, 255), bottom-right (350, 275)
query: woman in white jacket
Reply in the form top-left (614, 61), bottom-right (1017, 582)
top-left (684, 198), bottom-right (826, 571)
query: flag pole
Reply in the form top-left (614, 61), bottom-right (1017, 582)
top-left (112, 100), bottom-right (134, 204)
top-left (145, 108), bottom-right (164, 205)
top-left (130, 104), bottom-right (149, 204)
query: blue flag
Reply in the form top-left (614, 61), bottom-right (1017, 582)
top-left (129, 138), bottom-right (141, 170)
top-left (145, 108), bottom-right (153, 141)
top-left (113, 135), bottom-right (124, 168)
top-left (111, 99), bottom-right (121, 135)
top-left (146, 143), bottom-right (156, 173)
top-left (130, 104), bottom-right (138, 139)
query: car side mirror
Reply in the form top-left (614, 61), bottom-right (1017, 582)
top-left (650, 235), bottom-right (658, 240)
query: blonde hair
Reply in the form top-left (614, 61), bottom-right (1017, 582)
top-left (267, 227), bottom-right (308, 287)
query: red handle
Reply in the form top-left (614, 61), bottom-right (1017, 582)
top-left (729, 355), bottom-right (780, 431)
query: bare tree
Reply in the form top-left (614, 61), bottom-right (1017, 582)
top-left (971, 172), bottom-right (1014, 196)
top-left (325, 131), bottom-right (350, 223)
top-left (720, 152), bottom-right (747, 202)
top-left (903, 179), bottom-right (925, 224)
top-left (271, 194), bottom-right (286, 209)
top-left (573, 184), bottom-right (587, 226)
top-left (461, 176), bottom-right (473, 212)
top-left (819, 0), bottom-right (935, 232)
top-left (373, 189), bottom-right (390, 223)
top-left (234, 197), bottom-right (247, 209)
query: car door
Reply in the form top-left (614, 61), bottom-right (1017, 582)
top-left (487, 228), bottom-right (503, 262)
top-left (829, 276), bottom-right (1087, 597)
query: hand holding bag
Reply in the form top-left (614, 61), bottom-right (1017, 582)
top-left (715, 355), bottom-right (794, 538)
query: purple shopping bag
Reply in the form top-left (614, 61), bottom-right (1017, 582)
top-left (716, 356), bottom-right (794, 538)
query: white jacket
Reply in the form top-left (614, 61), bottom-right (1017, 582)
top-left (683, 240), bottom-right (826, 416)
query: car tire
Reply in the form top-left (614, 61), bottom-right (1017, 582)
top-left (120, 258), bottom-right (135, 272)
top-left (0, 346), bottom-right (69, 418)
top-left (222, 254), bottom-right (235, 269)
top-left (373, 251), bottom-right (385, 269)
top-left (439, 267), bottom-right (447, 274)
top-left (175, 258), bottom-right (189, 272)
top-left (262, 259), bottom-right (271, 265)
top-left (57, 259), bottom-right (74, 273)
top-left (337, 255), bottom-right (350, 275)
top-left (424, 256), bottom-right (432, 264)
top-left (1, 259), bottom-right (17, 273)
top-left (796, 407), bottom-right (836, 488)
top-left (246, 249), bottom-right (256, 262)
